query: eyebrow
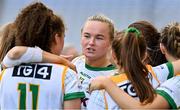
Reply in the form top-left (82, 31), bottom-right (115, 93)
top-left (83, 32), bottom-right (105, 37)
top-left (83, 32), bottom-right (90, 35)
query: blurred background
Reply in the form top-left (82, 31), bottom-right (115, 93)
top-left (0, 0), bottom-right (180, 52)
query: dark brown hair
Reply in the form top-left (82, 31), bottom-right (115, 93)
top-left (112, 30), bottom-right (155, 104)
top-left (14, 2), bottom-right (65, 52)
top-left (160, 22), bottom-right (180, 59)
top-left (129, 21), bottom-right (167, 66)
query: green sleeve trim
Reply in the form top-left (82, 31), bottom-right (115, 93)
top-left (166, 62), bottom-right (174, 79)
top-left (64, 92), bottom-right (85, 101)
top-left (156, 90), bottom-right (177, 109)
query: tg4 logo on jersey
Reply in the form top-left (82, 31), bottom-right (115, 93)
top-left (12, 63), bottom-right (52, 80)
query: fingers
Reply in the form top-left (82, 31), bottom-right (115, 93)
top-left (88, 83), bottom-right (93, 93)
top-left (69, 63), bottom-right (77, 72)
top-left (88, 79), bottom-right (97, 93)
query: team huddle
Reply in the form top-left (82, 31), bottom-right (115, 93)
top-left (0, 2), bottom-right (180, 109)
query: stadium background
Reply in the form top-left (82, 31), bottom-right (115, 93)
top-left (0, 0), bottom-right (180, 52)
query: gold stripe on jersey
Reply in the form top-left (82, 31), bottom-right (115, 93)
top-left (110, 73), bottom-right (128, 84)
top-left (0, 69), bottom-right (6, 81)
top-left (176, 74), bottom-right (180, 76)
top-left (146, 65), bottom-right (160, 85)
top-left (61, 66), bottom-right (68, 94)
top-left (101, 90), bottom-right (108, 110)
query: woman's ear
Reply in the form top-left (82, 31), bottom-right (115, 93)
top-left (111, 51), bottom-right (118, 66)
top-left (160, 43), bottom-right (166, 54)
top-left (54, 33), bottom-right (60, 44)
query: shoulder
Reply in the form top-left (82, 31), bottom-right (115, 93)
top-left (156, 76), bottom-right (180, 109)
top-left (71, 55), bottom-right (85, 64)
top-left (110, 73), bottom-right (128, 84)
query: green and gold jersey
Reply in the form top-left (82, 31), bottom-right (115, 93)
top-left (72, 55), bottom-right (118, 109)
top-left (0, 63), bottom-right (84, 109)
top-left (87, 62), bottom-right (174, 110)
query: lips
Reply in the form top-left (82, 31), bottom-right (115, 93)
top-left (86, 47), bottom-right (95, 52)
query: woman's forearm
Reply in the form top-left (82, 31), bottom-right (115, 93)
top-left (103, 79), bottom-right (142, 109)
top-left (42, 51), bottom-right (76, 72)
top-left (104, 79), bottom-right (169, 109)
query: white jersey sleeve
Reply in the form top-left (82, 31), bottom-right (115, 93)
top-left (2, 47), bottom-right (43, 68)
top-left (152, 62), bottom-right (174, 83)
top-left (156, 76), bottom-right (180, 109)
top-left (63, 68), bottom-right (85, 100)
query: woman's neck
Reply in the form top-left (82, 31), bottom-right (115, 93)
top-left (85, 56), bottom-right (112, 67)
top-left (166, 53), bottom-right (178, 62)
top-left (117, 66), bottom-right (125, 73)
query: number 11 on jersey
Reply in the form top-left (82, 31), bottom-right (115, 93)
top-left (18, 83), bottom-right (39, 109)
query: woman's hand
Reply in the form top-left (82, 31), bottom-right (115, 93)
top-left (43, 51), bottom-right (77, 72)
top-left (89, 76), bottom-right (111, 93)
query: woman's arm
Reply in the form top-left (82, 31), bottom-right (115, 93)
top-left (64, 99), bottom-right (81, 110)
top-left (89, 76), bottom-right (169, 109)
top-left (2, 46), bottom-right (76, 71)
top-left (2, 46), bottom-right (39, 68)
top-left (42, 51), bottom-right (76, 72)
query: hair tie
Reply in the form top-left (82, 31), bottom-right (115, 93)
top-left (125, 27), bottom-right (141, 38)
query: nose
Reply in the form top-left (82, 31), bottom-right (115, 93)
top-left (89, 37), bottom-right (95, 45)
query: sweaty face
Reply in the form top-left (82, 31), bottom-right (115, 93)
top-left (81, 21), bottom-right (111, 61)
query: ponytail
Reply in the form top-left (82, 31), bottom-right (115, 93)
top-left (113, 28), bottom-right (155, 104)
